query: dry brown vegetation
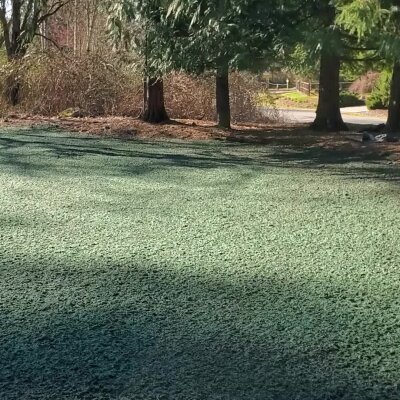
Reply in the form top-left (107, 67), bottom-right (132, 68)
top-left (0, 51), bottom-right (276, 124)
top-left (349, 71), bottom-right (380, 96)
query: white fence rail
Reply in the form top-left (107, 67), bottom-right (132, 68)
top-left (267, 81), bottom-right (291, 90)
top-left (265, 79), bottom-right (354, 96)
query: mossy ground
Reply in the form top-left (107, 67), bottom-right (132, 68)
top-left (0, 127), bottom-right (399, 399)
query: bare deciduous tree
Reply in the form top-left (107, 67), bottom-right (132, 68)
top-left (0, 0), bottom-right (69, 104)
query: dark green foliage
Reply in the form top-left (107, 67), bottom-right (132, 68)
top-left (337, 0), bottom-right (400, 131)
top-left (286, 44), bottom-right (319, 81)
top-left (339, 91), bottom-right (364, 107)
top-left (337, 0), bottom-right (400, 61)
top-left (167, 0), bottom-right (287, 73)
top-left (366, 70), bottom-right (391, 109)
top-left (107, 0), bottom-right (173, 76)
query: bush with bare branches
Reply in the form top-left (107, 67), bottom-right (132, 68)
top-left (165, 71), bottom-right (277, 123)
top-left (349, 71), bottom-right (380, 96)
top-left (0, 51), bottom-right (142, 116)
top-left (0, 51), bottom-right (277, 123)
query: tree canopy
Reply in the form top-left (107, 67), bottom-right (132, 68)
top-left (0, 0), bottom-right (400, 136)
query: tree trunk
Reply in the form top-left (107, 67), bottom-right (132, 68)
top-left (310, 50), bottom-right (347, 132)
top-left (216, 63), bottom-right (231, 129)
top-left (4, 73), bottom-right (20, 106)
top-left (86, 5), bottom-right (98, 53)
top-left (0, 0), bottom-right (66, 106)
top-left (3, 54), bottom-right (24, 106)
top-left (1, 0), bottom-right (22, 106)
top-left (142, 77), bottom-right (148, 117)
top-left (73, 0), bottom-right (78, 55)
top-left (142, 77), bottom-right (169, 123)
top-left (384, 60), bottom-right (400, 139)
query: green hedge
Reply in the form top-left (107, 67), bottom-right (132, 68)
top-left (366, 70), bottom-right (391, 110)
top-left (339, 91), bottom-right (364, 107)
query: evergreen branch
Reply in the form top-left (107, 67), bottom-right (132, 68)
top-left (342, 44), bottom-right (378, 51)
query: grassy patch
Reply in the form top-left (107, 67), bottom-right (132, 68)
top-left (280, 91), bottom-right (314, 102)
top-left (259, 90), bottom-right (365, 110)
top-left (258, 91), bottom-right (319, 109)
top-left (0, 128), bottom-right (400, 399)
top-left (277, 91), bottom-right (319, 109)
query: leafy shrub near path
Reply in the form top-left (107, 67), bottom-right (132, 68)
top-left (366, 70), bottom-right (391, 110)
top-left (339, 91), bottom-right (364, 108)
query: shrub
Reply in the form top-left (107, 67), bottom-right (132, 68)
top-left (339, 91), bottom-right (364, 107)
top-left (0, 51), bottom-right (143, 116)
top-left (366, 70), bottom-right (391, 110)
top-left (0, 50), bottom-right (278, 123)
top-left (25, 52), bottom-right (142, 116)
top-left (349, 71), bottom-right (380, 95)
top-left (230, 72), bottom-right (278, 123)
top-left (164, 72), bottom-right (215, 120)
top-left (165, 71), bottom-right (277, 123)
top-left (257, 91), bottom-right (277, 107)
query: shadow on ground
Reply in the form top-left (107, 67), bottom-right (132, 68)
top-left (0, 128), bottom-right (399, 399)
top-left (2, 258), bottom-right (400, 400)
top-left (0, 127), bottom-right (399, 184)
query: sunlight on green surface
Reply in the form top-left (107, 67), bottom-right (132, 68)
top-left (279, 91), bottom-right (315, 102)
top-left (0, 128), bottom-right (399, 399)
top-left (258, 91), bottom-right (319, 109)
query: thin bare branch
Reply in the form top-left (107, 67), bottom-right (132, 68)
top-left (38, 0), bottom-right (71, 24)
top-left (35, 32), bottom-right (62, 50)
top-left (34, 31), bottom-right (75, 62)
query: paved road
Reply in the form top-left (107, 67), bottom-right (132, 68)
top-left (278, 107), bottom-right (386, 126)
